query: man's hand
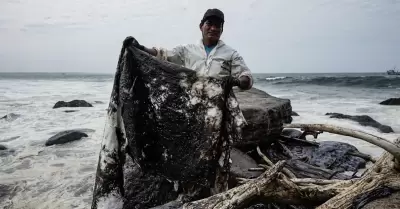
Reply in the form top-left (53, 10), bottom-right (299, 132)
top-left (122, 36), bottom-right (158, 56)
top-left (123, 36), bottom-right (145, 50)
top-left (221, 60), bottom-right (251, 90)
top-left (238, 76), bottom-right (251, 90)
top-left (223, 76), bottom-right (251, 90)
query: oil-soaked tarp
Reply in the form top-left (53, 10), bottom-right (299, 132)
top-left (91, 42), bottom-right (245, 209)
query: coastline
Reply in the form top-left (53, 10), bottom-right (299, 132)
top-left (0, 74), bottom-right (399, 208)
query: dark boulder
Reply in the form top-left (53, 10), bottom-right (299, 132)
top-left (234, 87), bottom-right (293, 146)
top-left (0, 144), bottom-right (7, 150)
top-left (292, 111), bottom-right (299, 116)
top-left (45, 129), bottom-right (91, 146)
top-left (379, 98), bottom-right (400, 105)
top-left (326, 112), bottom-right (394, 133)
top-left (285, 159), bottom-right (353, 180)
top-left (53, 100), bottom-right (93, 109)
top-left (308, 141), bottom-right (366, 172)
top-left (229, 148), bottom-right (263, 186)
top-left (262, 140), bottom-right (366, 173)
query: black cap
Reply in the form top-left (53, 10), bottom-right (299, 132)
top-left (202, 8), bottom-right (224, 23)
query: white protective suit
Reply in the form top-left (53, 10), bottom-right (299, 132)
top-left (154, 39), bottom-right (253, 89)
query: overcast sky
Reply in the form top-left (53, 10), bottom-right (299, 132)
top-left (0, 0), bottom-right (399, 73)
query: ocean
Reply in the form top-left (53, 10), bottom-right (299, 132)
top-left (0, 72), bottom-right (399, 209)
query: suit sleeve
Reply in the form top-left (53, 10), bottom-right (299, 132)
top-left (231, 51), bottom-right (253, 90)
top-left (154, 45), bottom-right (185, 66)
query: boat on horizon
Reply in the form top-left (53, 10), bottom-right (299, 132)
top-left (387, 66), bottom-right (400, 75)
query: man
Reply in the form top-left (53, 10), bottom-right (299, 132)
top-left (125, 8), bottom-right (253, 90)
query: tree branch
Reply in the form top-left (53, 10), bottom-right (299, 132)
top-left (283, 124), bottom-right (400, 164)
top-left (256, 146), bottom-right (297, 178)
top-left (182, 161), bottom-right (286, 209)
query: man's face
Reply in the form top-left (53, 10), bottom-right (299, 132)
top-left (200, 17), bottom-right (223, 43)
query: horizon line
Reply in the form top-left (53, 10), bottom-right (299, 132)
top-left (0, 71), bottom-right (387, 74)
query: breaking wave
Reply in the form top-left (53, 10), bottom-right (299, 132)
top-left (265, 76), bottom-right (288, 81)
top-left (258, 75), bottom-right (400, 89)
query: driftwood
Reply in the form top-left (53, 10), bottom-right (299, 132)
top-left (165, 124), bottom-right (400, 209)
top-left (283, 124), bottom-right (400, 164)
top-left (182, 160), bottom-right (354, 209)
top-left (183, 161), bottom-right (287, 209)
top-left (317, 151), bottom-right (400, 209)
top-left (283, 124), bottom-right (400, 208)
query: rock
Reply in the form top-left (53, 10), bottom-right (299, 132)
top-left (263, 140), bottom-right (366, 173)
top-left (379, 98), bottom-right (400, 105)
top-left (0, 144), bottom-right (7, 150)
top-left (234, 87), bottom-right (293, 146)
top-left (45, 130), bottom-right (89, 146)
top-left (53, 100), bottom-right (93, 109)
top-left (326, 112), bottom-right (394, 133)
top-left (1, 113), bottom-right (21, 121)
top-left (229, 148), bottom-right (263, 184)
top-left (229, 148), bottom-right (265, 189)
top-left (308, 141), bottom-right (366, 172)
top-left (292, 111), bottom-right (299, 116)
top-left (94, 101), bottom-right (105, 104)
top-left (285, 159), bottom-right (353, 180)
top-left (64, 110), bottom-right (79, 113)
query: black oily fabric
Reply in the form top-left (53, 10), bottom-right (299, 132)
top-left (91, 43), bottom-right (244, 208)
